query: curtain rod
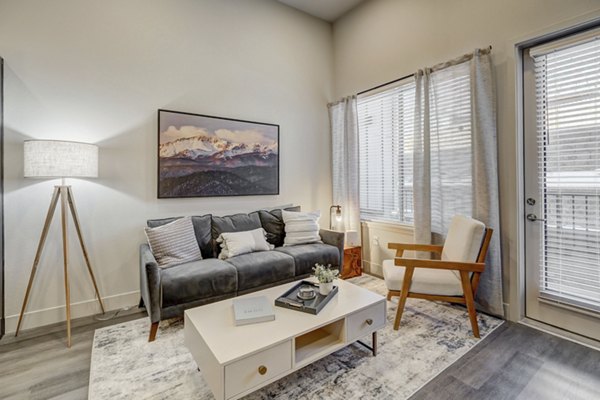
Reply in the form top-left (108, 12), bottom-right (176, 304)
top-left (357, 45), bottom-right (492, 97)
top-left (357, 72), bottom-right (414, 96)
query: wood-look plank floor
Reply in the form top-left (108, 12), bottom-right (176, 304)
top-left (1, 314), bottom-right (599, 399)
top-left (0, 310), bottom-right (145, 400)
top-left (410, 322), bottom-right (600, 400)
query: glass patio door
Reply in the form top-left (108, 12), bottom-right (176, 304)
top-left (523, 28), bottom-right (600, 341)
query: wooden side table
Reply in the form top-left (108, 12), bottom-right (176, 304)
top-left (341, 246), bottom-right (362, 279)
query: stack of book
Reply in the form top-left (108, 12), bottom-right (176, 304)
top-left (232, 296), bottom-right (275, 326)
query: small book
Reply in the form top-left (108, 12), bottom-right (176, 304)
top-left (232, 296), bottom-right (275, 326)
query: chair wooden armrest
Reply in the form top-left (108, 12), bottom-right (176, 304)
top-left (393, 257), bottom-right (485, 273)
top-left (387, 243), bottom-right (444, 254)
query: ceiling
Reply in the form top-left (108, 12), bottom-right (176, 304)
top-left (276, 0), bottom-right (367, 22)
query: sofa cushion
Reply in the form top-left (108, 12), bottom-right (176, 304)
top-left (258, 206), bottom-right (301, 247)
top-left (161, 258), bottom-right (237, 307)
top-left (225, 251), bottom-right (295, 292)
top-left (147, 215), bottom-right (214, 259)
top-left (275, 243), bottom-right (340, 276)
top-left (212, 213), bottom-right (262, 256)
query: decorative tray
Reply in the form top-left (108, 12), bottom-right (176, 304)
top-left (274, 280), bottom-right (338, 315)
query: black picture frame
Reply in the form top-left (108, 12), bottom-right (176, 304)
top-left (157, 109), bottom-right (279, 198)
top-left (0, 57), bottom-right (4, 338)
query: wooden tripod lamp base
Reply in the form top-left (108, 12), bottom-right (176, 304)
top-left (17, 140), bottom-right (103, 348)
top-left (15, 185), bottom-right (105, 347)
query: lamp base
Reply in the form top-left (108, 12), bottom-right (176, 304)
top-left (14, 185), bottom-right (105, 348)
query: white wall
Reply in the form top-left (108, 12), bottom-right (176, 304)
top-left (0, 0), bottom-right (334, 332)
top-left (361, 222), bottom-right (414, 277)
top-left (332, 0), bottom-right (600, 320)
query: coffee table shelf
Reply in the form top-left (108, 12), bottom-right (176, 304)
top-left (294, 318), bottom-right (345, 365)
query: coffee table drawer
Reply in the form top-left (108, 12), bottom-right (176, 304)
top-left (347, 301), bottom-right (385, 342)
top-left (224, 340), bottom-right (292, 399)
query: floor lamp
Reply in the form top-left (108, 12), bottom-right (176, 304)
top-left (15, 140), bottom-right (105, 348)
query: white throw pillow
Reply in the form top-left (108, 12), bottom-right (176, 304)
top-left (217, 228), bottom-right (274, 259)
top-left (282, 210), bottom-right (322, 246)
top-left (144, 217), bottom-right (202, 268)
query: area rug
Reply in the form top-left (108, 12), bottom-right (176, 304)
top-left (89, 275), bottom-right (503, 399)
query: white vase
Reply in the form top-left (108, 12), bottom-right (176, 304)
top-left (319, 281), bottom-right (334, 296)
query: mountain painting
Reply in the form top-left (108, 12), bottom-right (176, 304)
top-left (158, 110), bottom-right (279, 198)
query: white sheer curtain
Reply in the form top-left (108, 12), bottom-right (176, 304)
top-left (328, 96), bottom-right (360, 242)
top-left (413, 48), bottom-right (504, 316)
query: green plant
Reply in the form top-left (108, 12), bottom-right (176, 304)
top-left (312, 263), bottom-right (339, 283)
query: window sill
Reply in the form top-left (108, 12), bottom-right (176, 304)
top-left (361, 220), bottom-right (414, 234)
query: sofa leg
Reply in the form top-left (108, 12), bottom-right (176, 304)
top-left (149, 322), bottom-right (159, 342)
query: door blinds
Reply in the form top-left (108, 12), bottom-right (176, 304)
top-left (357, 79), bottom-right (415, 223)
top-left (532, 31), bottom-right (600, 311)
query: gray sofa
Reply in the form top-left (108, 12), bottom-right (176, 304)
top-left (140, 207), bottom-right (344, 341)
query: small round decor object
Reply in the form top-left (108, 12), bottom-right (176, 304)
top-left (297, 285), bottom-right (316, 300)
top-left (258, 365), bottom-right (267, 375)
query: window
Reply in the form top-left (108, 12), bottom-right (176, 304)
top-left (427, 62), bottom-right (473, 234)
top-left (531, 30), bottom-right (600, 309)
top-left (357, 79), bottom-right (415, 224)
top-left (357, 64), bottom-right (473, 232)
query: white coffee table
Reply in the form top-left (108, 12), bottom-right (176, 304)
top-left (184, 278), bottom-right (386, 400)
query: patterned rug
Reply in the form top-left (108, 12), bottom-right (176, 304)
top-left (89, 275), bottom-right (503, 399)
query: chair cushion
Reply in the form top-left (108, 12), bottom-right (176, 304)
top-left (147, 215), bottom-right (214, 259)
top-left (257, 206), bottom-right (301, 247)
top-left (225, 251), bottom-right (295, 291)
top-left (382, 259), bottom-right (463, 296)
top-left (442, 215), bottom-right (486, 262)
top-left (161, 258), bottom-right (237, 307)
top-left (275, 244), bottom-right (340, 276)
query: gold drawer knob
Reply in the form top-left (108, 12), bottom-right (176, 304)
top-left (366, 318), bottom-right (373, 325)
top-left (258, 365), bottom-right (267, 375)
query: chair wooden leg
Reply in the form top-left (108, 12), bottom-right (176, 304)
top-left (148, 322), bottom-right (159, 342)
top-left (387, 290), bottom-right (401, 301)
top-left (394, 267), bottom-right (414, 331)
top-left (460, 271), bottom-right (480, 338)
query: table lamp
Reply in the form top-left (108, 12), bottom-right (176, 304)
top-left (15, 140), bottom-right (105, 348)
top-left (329, 205), bottom-right (342, 230)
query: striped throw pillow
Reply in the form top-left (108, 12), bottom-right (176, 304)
top-left (282, 210), bottom-right (322, 246)
top-left (144, 216), bottom-right (202, 268)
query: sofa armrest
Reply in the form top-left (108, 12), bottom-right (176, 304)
top-left (319, 229), bottom-right (345, 268)
top-left (139, 243), bottom-right (161, 323)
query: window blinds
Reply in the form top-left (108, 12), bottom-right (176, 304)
top-left (428, 63), bottom-right (473, 235)
top-left (533, 35), bottom-right (600, 310)
top-left (357, 79), bottom-right (415, 223)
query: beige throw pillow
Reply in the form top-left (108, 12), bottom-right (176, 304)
top-left (144, 216), bottom-right (202, 268)
top-left (217, 228), bottom-right (274, 260)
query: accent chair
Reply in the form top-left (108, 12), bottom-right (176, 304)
top-left (382, 215), bottom-right (493, 338)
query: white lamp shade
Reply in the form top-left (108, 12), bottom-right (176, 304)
top-left (24, 140), bottom-right (98, 178)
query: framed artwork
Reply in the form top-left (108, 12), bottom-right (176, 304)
top-left (157, 109), bottom-right (279, 198)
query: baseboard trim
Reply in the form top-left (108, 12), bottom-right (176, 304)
top-left (5, 290), bottom-right (140, 333)
top-left (519, 318), bottom-right (600, 351)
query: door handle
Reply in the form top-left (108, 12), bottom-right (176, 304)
top-left (526, 213), bottom-right (545, 222)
